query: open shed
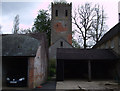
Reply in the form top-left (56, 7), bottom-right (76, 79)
top-left (2, 33), bottom-right (48, 88)
top-left (57, 48), bottom-right (119, 81)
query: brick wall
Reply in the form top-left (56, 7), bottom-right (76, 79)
top-left (51, 3), bottom-right (72, 45)
top-left (28, 57), bottom-right (34, 88)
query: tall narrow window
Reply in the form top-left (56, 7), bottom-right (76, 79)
top-left (60, 41), bottom-right (63, 47)
top-left (56, 10), bottom-right (58, 17)
top-left (65, 24), bottom-right (67, 27)
top-left (65, 10), bottom-right (68, 17)
top-left (105, 43), bottom-right (108, 49)
top-left (111, 40), bottom-right (114, 49)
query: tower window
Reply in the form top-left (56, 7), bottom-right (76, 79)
top-left (65, 10), bottom-right (68, 17)
top-left (65, 24), bottom-right (67, 27)
top-left (56, 24), bottom-right (58, 27)
top-left (56, 10), bottom-right (58, 17)
top-left (60, 41), bottom-right (63, 47)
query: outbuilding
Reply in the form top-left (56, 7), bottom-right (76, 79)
top-left (2, 33), bottom-right (48, 88)
top-left (57, 48), bottom-right (119, 81)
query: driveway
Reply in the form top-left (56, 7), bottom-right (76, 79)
top-left (2, 81), bottom-right (56, 91)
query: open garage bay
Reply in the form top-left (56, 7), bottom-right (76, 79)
top-left (2, 57), bottom-right (28, 87)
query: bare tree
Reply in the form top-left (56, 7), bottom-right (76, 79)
top-left (73, 3), bottom-right (107, 49)
top-left (13, 15), bottom-right (19, 34)
top-left (91, 5), bottom-right (107, 43)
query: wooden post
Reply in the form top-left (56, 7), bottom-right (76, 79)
top-left (88, 60), bottom-right (91, 82)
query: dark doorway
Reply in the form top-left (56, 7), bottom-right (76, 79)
top-left (91, 61), bottom-right (116, 80)
top-left (2, 57), bottom-right (28, 87)
top-left (57, 48), bottom-right (119, 81)
top-left (64, 60), bottom-right (88, 80)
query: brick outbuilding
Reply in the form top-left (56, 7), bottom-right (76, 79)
top-left (2, 33), bottom-right (48, 88)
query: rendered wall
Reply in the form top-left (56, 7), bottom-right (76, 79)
top-left (33, 36), bottom-right (48, 88)
top-left (97, 34), bottom-right (120, 55)
top-left (49, 39), bottom-right (72, 59)
top-left (33, 45), bottom-right (48, 88)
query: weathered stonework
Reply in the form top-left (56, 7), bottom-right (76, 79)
top-left (51, 3), bottom-right (72, 45)
top-left (49, 3), bottom-right (73, 60)
top-left (54, 22), bottom-right (68, 32)
top-left (93, 23), bottom-right (120, 81)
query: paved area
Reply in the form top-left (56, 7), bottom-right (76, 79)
top-left (56, 80), bottom-right (120, 90)
top-left (34, 81), bottom-right (56, 90)
top-left (2, 80), bottom-right (120, 91)
top-left (2, 81), bottom-right (56, 91)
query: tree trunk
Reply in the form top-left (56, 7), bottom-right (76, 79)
top-left (84, 37), bottom-right (86, 49)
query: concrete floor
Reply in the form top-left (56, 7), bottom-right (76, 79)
top-left (2, 87), bottom-right (31, 91)
top-left (2, 80), bottom-right (120, 91)
top-left (56, 80), bottom-right (120, 90)
top-left (2, 81), bottom-right (56, 91)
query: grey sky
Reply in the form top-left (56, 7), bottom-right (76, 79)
top-left (2, 2), bottom-right (39, 24)
top-left (2, 2), bottom-right (32, 15)
top-left (1, 0), bottom-right (120, 34)
top-left (1, 2), bottom-right (46, 33)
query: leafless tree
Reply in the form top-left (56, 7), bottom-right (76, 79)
top-left (13, 15), bottom-right (19, 34)
top-left (73, 3), bottom-right (107, 49)
top-left (91, 4), bottom-right (107, 43)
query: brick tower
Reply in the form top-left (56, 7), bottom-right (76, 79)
top-left (51, 2), bottom-right (72, 45)
top-left (49, 2), bottom-right (72, 59)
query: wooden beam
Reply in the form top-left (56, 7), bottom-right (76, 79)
top-left (88, 60), bottom-right (91, 82)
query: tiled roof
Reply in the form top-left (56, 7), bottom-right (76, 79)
top-left (2, 33), bottom-right (46, 56)
top-left (57, 48), bottom-right (119, 60)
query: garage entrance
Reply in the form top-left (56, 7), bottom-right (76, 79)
top-left (62, 60), bottom-right (116, 81)
top-left (64, 60), bottom-right (88, 80)
top-left (91, 61), bottom-right (116, 80)
top-left (2, 57), bottom-right (28, 87)
top-left (57, 48), bottom-right (119, 81)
